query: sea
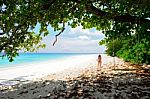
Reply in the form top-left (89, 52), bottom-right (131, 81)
top-left (0, 53), bottom-right (96, 69)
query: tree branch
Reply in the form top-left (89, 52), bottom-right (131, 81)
top-left (53, 22), bottom-right (65, 46)
top-left (86, 3), bottom-right (150, 24)
top-left (41, 0), bottom-right (56, 10)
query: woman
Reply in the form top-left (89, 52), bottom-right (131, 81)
top-left (97, 54), bottom-right (102, 70)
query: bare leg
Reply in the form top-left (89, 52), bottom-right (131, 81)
top-left (100, 62), bottom-right (101, 69)
top-left (97, 62), bottom-right (100, 70)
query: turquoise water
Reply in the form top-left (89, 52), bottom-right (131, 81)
top-left (0, 53), bottom-right (95, 68)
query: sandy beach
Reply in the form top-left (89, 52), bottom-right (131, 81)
top-left (0, 54), bottom-right (150, 99)
top-left (0, 54), bottom-right (99, 85)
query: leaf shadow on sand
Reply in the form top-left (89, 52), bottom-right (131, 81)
top-left (0, 66), bottom-right (150, 99)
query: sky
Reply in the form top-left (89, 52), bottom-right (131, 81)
top-left (34, 23), bottom-right (106, 53)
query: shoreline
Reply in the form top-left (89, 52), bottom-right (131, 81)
top-left (0, 54), bottom-right (98, 85)
top-left (41, 54), bottom-right (125, 81)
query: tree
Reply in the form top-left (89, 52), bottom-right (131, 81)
top-left (0, 0), bottom-right (150, 62)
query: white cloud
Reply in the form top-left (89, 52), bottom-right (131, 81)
top-left (36, 25), bottom-right (106, 53)
top-left (78, 35), bottom-right (90, 40)
top-left (68, 26), bottom-right (104, 37)
top-left (38, 36), bottom-right (106, 53)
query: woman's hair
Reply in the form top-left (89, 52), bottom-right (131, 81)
top-left (98, 55), bottom-right (101, 57)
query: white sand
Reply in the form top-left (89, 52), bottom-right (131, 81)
top-left (0, 54), bottom-right (121, 86)
top-left (42, 54), bottom-right (122, 81)
top-left (0, 54), bottom-right (98, 85)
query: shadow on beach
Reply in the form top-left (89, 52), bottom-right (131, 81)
top-left (0, 63), bottom-right (150, 99)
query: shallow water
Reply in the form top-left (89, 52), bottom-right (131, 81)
top-left (0, 53), bottom-right (96, 68)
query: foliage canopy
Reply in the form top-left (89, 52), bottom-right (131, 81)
top-left (0, 0), bottom-right (150, 62)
